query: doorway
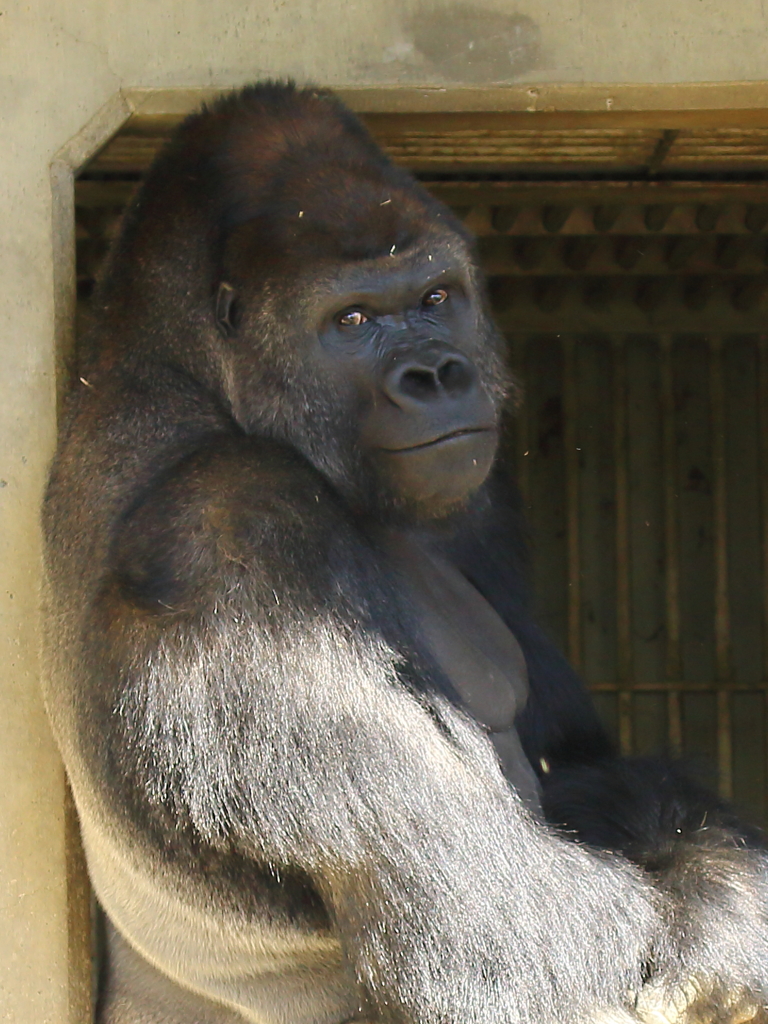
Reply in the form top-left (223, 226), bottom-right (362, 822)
top-left (73, 109), bottom-right (768, 824)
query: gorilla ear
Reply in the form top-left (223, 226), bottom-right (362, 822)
top-left (215, 282), bottom-right (240, 337)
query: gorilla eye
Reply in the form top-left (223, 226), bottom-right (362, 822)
top-left (338, 310), bottom-right (369, 327)
top-left (422, 288), bottom-right (448, 307)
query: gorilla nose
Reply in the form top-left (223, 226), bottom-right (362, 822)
top-left (383, 352), bottom-right (477, 408)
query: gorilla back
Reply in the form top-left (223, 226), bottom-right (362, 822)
top-left (44, 83), bottom-right (683, 1024)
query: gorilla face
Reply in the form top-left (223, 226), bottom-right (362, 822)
top-left (96, 88), bottom-right (511, 521)
top-left (216, 226), bottom-right (508, 518)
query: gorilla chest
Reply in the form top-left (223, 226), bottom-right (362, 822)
top-left (380, 531), bottom-right (542, 808)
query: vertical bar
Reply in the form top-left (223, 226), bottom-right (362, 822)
top-left (759, 336), bottom-right (768, 682)
top-left (710, 337), bottom-right (731, 685)
top-left (618, 691), bottom-right (633, 757)
top-left (717, 689), bottom-right (733, 802)
top-left (758, 336), bottom-right (768, 820)
top-left (667, 690), bottom-right (683, 757)
top-left (660, 335), bottom-right (683, 756)
top-left (660, 336), bottom-right (682, 680)
top-left (614, 337), bottom-right (633, 754)
top-left (562, 335), bottom-right (582, 672)
top-left (513, 336), bottom-right (530, 507)
top-left (710, 336), bottom-right (732, 798)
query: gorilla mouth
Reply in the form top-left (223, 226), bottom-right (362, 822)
top-left (382, 427), bottom-right (495, 453)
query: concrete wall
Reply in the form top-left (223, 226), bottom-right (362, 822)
top-left (3, 2), bottom-right (768, 1021)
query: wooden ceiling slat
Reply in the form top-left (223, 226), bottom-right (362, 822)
top-left (82, 113), bottom-right (768, 175)
top-left (656, 128), bottom-right (768, 170)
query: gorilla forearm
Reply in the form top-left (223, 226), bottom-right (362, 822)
top-left (542, 758), bottom-right (768, 1006)
top-left (102, 439), bottom-right (661, 1024)
top-left (541, 757), bottom-right (765, 861)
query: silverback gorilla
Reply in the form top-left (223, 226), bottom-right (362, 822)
top-left (43, 83), bottom-right (768, 1024)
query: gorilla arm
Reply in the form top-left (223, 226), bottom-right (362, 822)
top-left (442, 479), bottom-right (768, 1022)
top-left (105, 435), bottom-right (661, 1024)
top-left (541, 758), bottom-right (768, 1023)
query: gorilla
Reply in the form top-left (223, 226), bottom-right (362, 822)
top-left (43, 82), bottom-right (768, 1024)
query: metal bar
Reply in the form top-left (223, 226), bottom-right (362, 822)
top-left (663, 333), bottom-right (684, 753)
top-left (660, 335), bottom-right (682, 681)
top-left (758, 336), bottom-right (768, 821)
top-left (717, 689), bottom-right (733, 800)
top-left (618, 690), bottom-right (633, 756)
top-left (513, 336), bottom-right (530, 507)
top-left (709, 337), bottom-right (732, 799)
top-left (668, 691), bottom-right (683, 757)
top-left (614, 337), bottom-right (633, 755)
top-left (614, 337), bottom-right (633, 684)
top-left (562, 335), bottom-right (582, 671)
top-left (710, 337), bottom-right (731, 685)
top-left (759, 336), bottom-right (768, 683)
top-left (653, 338), bottom-right (685, 755)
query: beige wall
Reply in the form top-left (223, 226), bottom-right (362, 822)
top-left (3, 1), bottom-right (768, 1021)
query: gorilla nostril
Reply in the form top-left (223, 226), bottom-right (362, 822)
top-left (438, 358), bottom-right (473, 395)
top-left (400, 368), bottom-right (440, 398)
top-left (386, 352), bottom-right (477, 405)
